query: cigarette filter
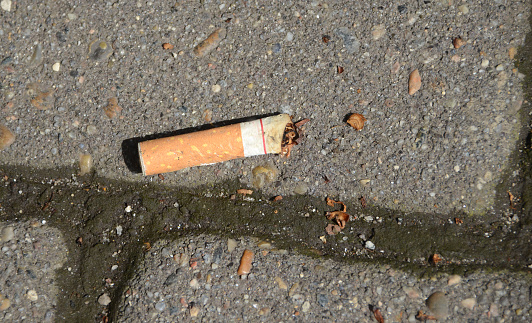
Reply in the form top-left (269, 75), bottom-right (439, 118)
top-left (138, 114), bottom-right (291, 176)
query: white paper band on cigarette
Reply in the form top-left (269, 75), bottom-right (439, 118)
top-left (240, 119), bottom-right (267, 157)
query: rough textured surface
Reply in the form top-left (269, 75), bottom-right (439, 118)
top-left (0, 0), bottom-right (529, 214)
top-left (0, 221), bottom-right (67, 322)
top-left (117, 235), bottom-right (532, 322)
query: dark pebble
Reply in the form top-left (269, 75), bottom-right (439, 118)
top-left (164, 273), bottom-right (179, 286)
top-left (1, 56), bottom-right (12, 65)
top-left (213, 246), bottom-right (223, 264)
top-left (273, 43), bottom-right (282, 54)
top-left (398, 5), bottom-right (407, 13)
top-left (70, 70), bottom-right (79, 77)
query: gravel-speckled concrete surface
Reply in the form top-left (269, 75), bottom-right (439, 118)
top-left (117, 235), bottom-right (532, 322)
top-left (0, 0), bottom-right (529, 214)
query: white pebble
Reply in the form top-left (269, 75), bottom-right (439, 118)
top-left (26, 290), bottom-right (38, 301)
top-left (111, 265), bottom-right (118, 271)
top-left (212, 84), bottom-right (221, 93)
top-left (98, 293), bottom-right (111, 306)
top-left (1, 0), bottom-right (11, 12)
top-left (454, 165), bottom-right (460, 172)
top-left (285, 32), bottom-right (294, 42)
top-left (125, 205), bottom-right (132, 213)
top-left (52, 62), bottom-right (61, 72)
top-left (448, 274), bottom-right (461, 285)
top-left (461, 298), bottom-right (476, 310)
top-left (116, 225), bottom-right (123, 236)
top-left (365, 241), bottom-right (375, 250)
top-left (481, 59), bottom-right (489, 67)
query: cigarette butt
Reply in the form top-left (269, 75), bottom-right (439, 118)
top-left (193, 28), bottom-right (226, 57)
top-left (138, 114), bottom-right (291, 176)
top-left (237, 249), bottom-right (254, 275)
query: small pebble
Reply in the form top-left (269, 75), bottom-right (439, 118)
top-left (193, 28), bottom-right (226, 57)
top-left (212, 84), bottom-right (221, 93)
top-left (371, 24), bottom-right (386, 40)
top-left (365, 241), bottom-right (375, 250)
top-left (274, 277), bottom-right (288, 290)
top-left (302, 301), bottom-right (311, 312)
top-left (481, 59), bottom-right (490, 67)
top-left (0, 125), bottom-right (15, 150)
top-left (98, 293), bottom-right (111, 306)
top-left (0, 298), bottom-right (10, 311)
top-left (189, 305), bottom-right (199, 317)
top-left (155, 301), bottom-right (166, 311)
top-left (227, 238), bottom-right (237, 252)
top-left (461, 298), bottom-right (476, 310)
top-left (408, 69), bottom-right (421, 95)
top-left (52, 62), bottom-right (61, 72)
top-left (285, 32), bottom-right (294, 42)
top-left (403, 286), bottom-right (420, 299)
top-left (79, 154), bottom-right (93, 176)
top-left (448, 274), bottom-right (461, 285)
top-left (1, 226), bottom-right (14, 242)
top-left (26, 290), bottom-right (38, 301)
top-left (426, 291), bottom-right (449, 319)
top-left (458, 5), bottom-right (469, 14)
top-left (189, 278), bottom-right (199, 289)
top-left (1, 0), bottom-right (11, 12)
top-left (237, 249), bottom-right (253, 275)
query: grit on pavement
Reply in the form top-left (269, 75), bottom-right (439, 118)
top-left (0, 0), bottom-right (531, 322)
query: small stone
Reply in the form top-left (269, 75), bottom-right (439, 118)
top-left (461, 298), bottom-right (476, 310)
top-left (52, 62), bottom-right (61, 72)
top-left (274, 277), bottom-right (288, 290)
top-left (494, 281), bottom-right (504, 290)
top-left (26, 290), bottom-right (38, 301)
top-left (489, 303), bottom-right (499, 316)
top-left (509, 47), bottom-right (517, 59)
top-left (302, 301), bottom-right (311, 312)
top-left (67, 13), bottom-right (77, 20)
top-left (335, 27), bottom-right (360, 54)
top-left (1, 0), bottom-right (11, 12)
top-left (408, 69), bottom-right (421, 95)
top-left (457, 4), bottom-right (469, 14)
top-left (103, 97), bottom-right (122, 118)
top-left (116, 225), bottom-right (123, 236)
top-left (98, 293), bottom-right (112, 306)
top-left (257, 241), bottom-right (272, 249)
top-left (453, 37), bottom-right (466, 49)
top-left (29, 43), bottom-right (43, 66)
top-left (289, 282), bottom-right (299, 297)
top-left (155, 301), bottom-right (166, 311)
top-left (285, 32), bottom-right (294, 42)
top-left (0, 298), bottom-right (10, 311)
top-left (403, 286), bottom-right (420, 299)
top-left (294, 182), bottom-right (308, 195)
top-left (258, 307), bottom-right (270, 315)
top-left (481, 59), bottom-right (489, 67)
top-left (371, 24), bottom-right (386, 40)
top-left (189, 278), bottom-right (199, 289)
top-left (237, 249), bottom-right (254, 275)
top-left (212, 84), bottom-right (221, 93)
top-left (164, 273), bottom-right (179, 286)
top-left (365, 241), bottom-right (375, 250)
top-left (79, 154), bottom-right (93, 176)
top-left (1, 226), bottom-right (14, 242)
top-left (448, 274), bottom-right (461, 285)
top-left (227, 238), bottom-right (238, 252)
top-left (89, 40), bottom-right (113, 61)
top-left (496, 64), bottom-right (504, 71)
top-left (111, 265), bottom-right (118, 271)
top-left (86, 125), bottom-right (98, 135)
top-left (317, 294), bottom-right (329, 307)
top-left (252, 165), bottom-right (277, 188)
top-left (189, 305), bottom-right (199, 317)
top-left (0, 125), bottom-right (16, 150)
top-left (426, 291), bottom-right (449, 319)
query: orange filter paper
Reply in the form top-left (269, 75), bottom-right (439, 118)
top-left (138, 114), bottom-right (291, 176)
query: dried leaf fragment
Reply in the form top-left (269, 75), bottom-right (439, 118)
top-left (322, 35), bottom-right (330, 43)
top-left (326, 197), bottom-right (347, 212)
top-left (454, 217), bottom-right (463, 224)
top-left (103, 97), bottom-right (122, 119)
top-left (337, 66), bottom-right (344, 74)
top-left (429, 254), bottom-right (442, 265)
top-left (272, 195), bottom-right (283, 202)
top-left (326, 211), bottom-right (350, 229)
top-left (372, 308), bottom-right (385, 323)
top-left (237, 189), bottom-right (253, 196)
top-left (415, 310), bottom-right (436, 321)
top-left (360, 196), bottom-right (367, 208)
top-left (408, 69), bottom-right (421, 95)
top-left (507, 191), bottom-right (515, 208)
top-left (281, 118), bottom-right (309, 157)
top-left (325, 223), bottom-right (342, 235)
top-left (347, 113), bottom-right (366, 131)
